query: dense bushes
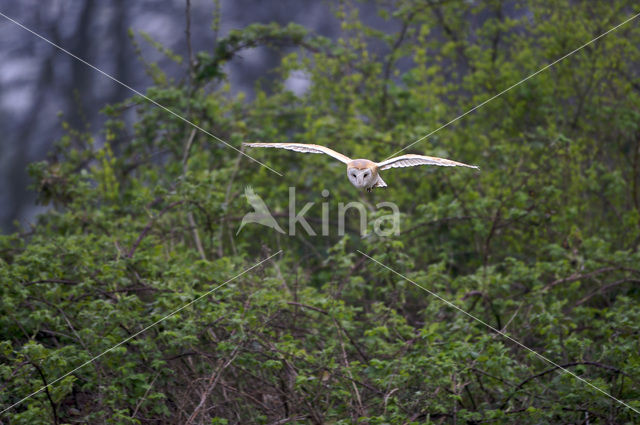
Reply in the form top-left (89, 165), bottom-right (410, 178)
top-left (2, 1), bottom-right (640, 423)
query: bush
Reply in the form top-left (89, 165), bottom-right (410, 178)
top-left (2, 1), bottom-right (640, 423)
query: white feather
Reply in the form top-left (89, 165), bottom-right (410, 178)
top-left (377, 154), bottom-right (478, 171)
top-left (243, 143), bottom-right (351, 164)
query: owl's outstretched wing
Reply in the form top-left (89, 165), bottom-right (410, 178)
top-left (376, 154), bottom-right (478, 171)
top-left (243, 143), bottom-right (351, 164)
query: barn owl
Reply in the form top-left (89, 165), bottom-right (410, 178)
top-left (243, 143), bottom-right (479, 191)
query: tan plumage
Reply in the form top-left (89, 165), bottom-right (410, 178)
top-left (243, 142), bottom-right (478, 191)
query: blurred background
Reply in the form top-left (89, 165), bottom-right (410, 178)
top-left (0, 0), bottom-right (387, 232)
top-left (3, 2), bottom-right (640, 422)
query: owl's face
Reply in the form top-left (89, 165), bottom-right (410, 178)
top-left (347, 166), bottom-right (376, 189)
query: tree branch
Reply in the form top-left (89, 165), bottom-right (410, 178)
top-left (500, 361), bottom-right (630, 409)
top-left (127, 200), bottom-right (185, 258)
top-left (28, 360), bottom-right (59, 425)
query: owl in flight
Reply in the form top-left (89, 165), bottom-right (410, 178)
top-left (243, 143), bottom-right (478, 191)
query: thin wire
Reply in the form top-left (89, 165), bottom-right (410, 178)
top-left (386, 10), bottom-right (640, 160)
top-left (0, 250), bottom-right (283, 415)
top-left (357, 250), bottom-right (640, 416)
top-left (0, 12), bottom-right (283, 177)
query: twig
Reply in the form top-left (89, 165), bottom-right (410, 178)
top-left (500, 361), bottom-right (631, 409)
top-left (286, 302), bottom-right (369, 362)
top-left (334, 319), bottom-right (365, 419)
top-left (543, 267), bottom-right (617, 291)
top-left (182, 128), bottom-right (206, 260)
top-left (380, 12), bottom-right (413, 120)
top-left (182, 128), bottom-right (197, 172)
top-left (131, 372), bottom-right (160, 419)
top-left (212, 0), bottom-right (221, 43)
top-left (501, 303), bottom-right (522, 332)
top-left (384, 388), bottom-right (399, 413)
top-left (24, 279), bottom-right (78, 286)
top-left (27, 360), bottom-right (59, 425)
top-left (266, 416), bottom-right (308, 425)
top-left (127, 200), bottom-right (185, 258)
top-left (286, 301), bottom-right (327, 315)
top-left (185, 0), bottom-right (194, 82)
top-left (575, 278), bottom-right (640, 306)
top-left (218, 148), bottom-right (244, 257)
top-left (185, 346), bottom-right (240, 424)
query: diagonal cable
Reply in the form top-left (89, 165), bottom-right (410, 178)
top-left (0, 250), bottom-right (282, 415)
top-left (357, 250), bottom-right (640, 416)
top-left (386, 10), bottom-right (640, 160)
top-left (0, 11), bottom-right (283, 177)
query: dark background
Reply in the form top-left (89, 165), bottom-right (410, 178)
top-left (1, 0), bottom-right (395, 232)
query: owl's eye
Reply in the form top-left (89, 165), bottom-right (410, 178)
top-left (350, 172), bottom-right (357, 178)
top-left (363, 172), bottom-right (369, 177)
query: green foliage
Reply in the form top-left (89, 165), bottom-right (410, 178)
top-left (2, 0), bottom-right (640, 423)
top-left (195, 22), bottom-right (329, 82)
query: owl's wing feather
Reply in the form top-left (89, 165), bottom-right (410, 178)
top-left (377, 154), bottom-right (478, 171)
top-left (243, 143), bottom-right (351, 164)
